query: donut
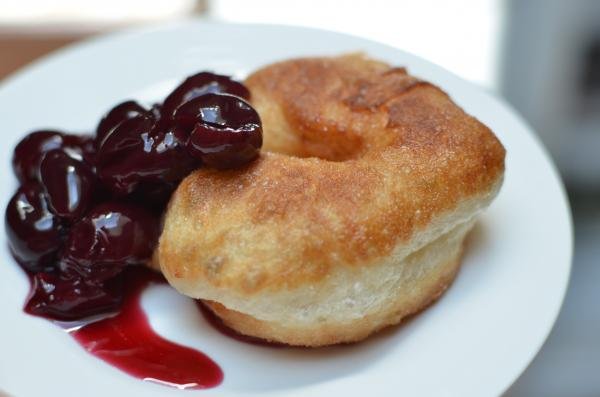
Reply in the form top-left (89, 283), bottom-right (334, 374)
top-left (157, 54), bottom-right (505, 346)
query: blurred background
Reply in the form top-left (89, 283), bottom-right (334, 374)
top-left (0, 0), bottom-right (597, 395)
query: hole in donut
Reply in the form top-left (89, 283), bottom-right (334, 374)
top-left (251, 63), bottom-right (434, 163)
top-left (258, 110), bottom-right (367, 162)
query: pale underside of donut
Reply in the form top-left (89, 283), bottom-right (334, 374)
top-left (157, 54), bottom-right (506, 346)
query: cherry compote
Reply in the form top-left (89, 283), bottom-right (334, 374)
top-left (5, 71), bottom-right (261, 389)
top-left (39, 149), bottom-right (96, 220)
top-left (25, 271), bottom-right (124, 321)
top-left (95, 100), bottom-right (150, 148)
top-left (96, 113), bottom-right (196, 196)
top-left (5, 182), bottom-right (63, 272)
top-left (162, 71), bottom-right (250, 119)
top-left (175, 93), bottom-right (263, 168)
top-left (12, 130), bottom-right (95, 183)
top-left (61, 202), bottom-right (158, 282)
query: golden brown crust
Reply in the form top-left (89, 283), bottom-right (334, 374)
top-left (159, 54), bottom-right (505, 295)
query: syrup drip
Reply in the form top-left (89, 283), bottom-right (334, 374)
top-left (65, 267), bottom-right (223, 390)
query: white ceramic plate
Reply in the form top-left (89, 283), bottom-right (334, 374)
top-left (0, 21), bottom-right (572, 397)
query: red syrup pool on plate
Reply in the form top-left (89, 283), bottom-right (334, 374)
top-left (33, 267), bottom-right (224, 390)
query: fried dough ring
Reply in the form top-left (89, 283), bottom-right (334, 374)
top-left (158, 54), bottom-right (505, 346)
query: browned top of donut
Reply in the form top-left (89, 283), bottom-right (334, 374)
top-left (158, 54), bottom-right (505, 295)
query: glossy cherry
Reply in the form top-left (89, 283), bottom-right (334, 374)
top-left (175, 93), bottom-right (262, 169)
top-left (96, 114), bottom-right (197, 196)
top-left (25, 272), bottom-right (123, 321)
top-left (96, 101), bottom-right (150, 148)
top-left (12, 130), bottom-right (94, 183)
top-left (5, 183), bottom-right (63, 272)
top-left (141, 124), bottom-right (198, 182)
top-left (60, 202), bottom-right (159, 283)
top-left (96, 115), bottom-right (155, 195)
top-left (61, 134), bottom-right (96, 165)
top-left (162, 72), bottom-right (250, 119)
top-left (12, 130), bottom-right (62, 182)
top-left (39, 149), bottom-right (96, 220)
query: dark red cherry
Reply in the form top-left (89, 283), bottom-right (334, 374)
top-left (96, 115), bottom-right (197, 195)
top-left (96, 101), bottom-right (150, 148)
top-left (60, 202), bottom-right (159, 282)
top-left (25, 272), bottom-right (123, 321)
top-left (13, 130), bottom-right (63, 182)
top-left (162, 72), bottom-right (250, 119)
top-left (149, 103), bottom-right (168, 128)
top-left (97, 115), bottom-right (152, 157)
top-left (142, 124), bottom-right (197, 182)
top-left (62, 134), bottom-right (96, 165)
top-left (151, 103), bottom-right (162, 120)
top-left (12, 131), bottom-right (96, 183)
top-left (39, 149), bottom-right (96, 220)
top-left (176, 93), bottom-right (262, 169)
top-left (5, 183), bottom-right (63, 272)
top-left (96, 115), bottom-right (155, 195)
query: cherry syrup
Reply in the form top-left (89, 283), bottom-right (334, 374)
top-left (70, 267), bottom-right (223, 390)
